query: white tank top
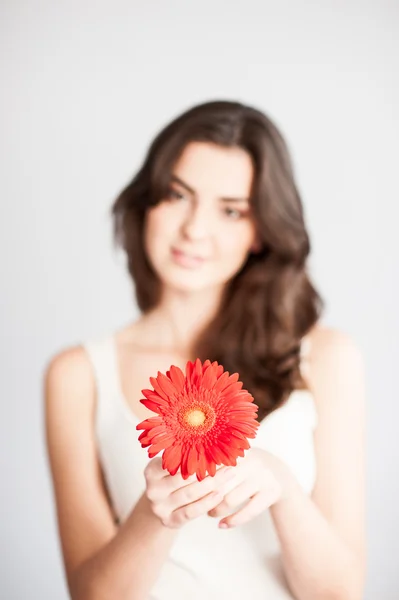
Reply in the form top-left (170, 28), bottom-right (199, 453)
top-left (83, 333), bottom-right (317, 600)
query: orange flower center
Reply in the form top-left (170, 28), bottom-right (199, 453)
top-left (178, 402), bottom-right (216, 433)
top-left (185, 409), bottom-right (206, 427)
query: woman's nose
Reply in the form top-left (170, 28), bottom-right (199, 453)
top-left (181, 204), bottom-right (211, 240)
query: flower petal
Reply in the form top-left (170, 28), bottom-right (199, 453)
top-left (149, 377), bottom-right (170, 401)
top-left (168, 365), bottom-right (185, 392)
top-left (208, 443), bottom-right (235, 466)
top-left (201, 364), bottom-right (217, 390)
top-left (136, 417), bottom-right (163, 431)
top-left (218, 433), bottom-right (250, 450)
top-left (148, 434), bottom-right (175, 457)
top-left (226, 411), bottom-right (259, 419)
top-left (187, 445), bottom-right (198, 477)
top-left (215, 364), bottom-right (224, 378)
top-left (141, 389), bottom-right (170, 408)
top-left (138, 424), bottom-right (166, 444)
top-left (206, 455), bottom-right (217, 477)
top-left (180, 448), bottom-right (191, 480)
top-left (213, 370), bottom-right (230, 392)
top-left (196, 449), bottom-right (207, 481)
top-left (220, 381), bottom-right (243, 397)
top-left (140, 399), bottom-right (165, 414)
top-left (185, 361), bottom-right (195, 381)
top-left (156, 372), bottom-right (179, 398)
top-left (162, 444), bottom-right (182, 474)
top-left (230, 423), bottom-right (259, 437)
top-left (190, 358), bottom-right (203, 389)
top-left (206, 445), bottom-right (222, 467)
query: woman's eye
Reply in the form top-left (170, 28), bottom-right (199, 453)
top-left (165, 188), bottom-right (186, 201)
top-left (223, 207), bottom-right (243, 220)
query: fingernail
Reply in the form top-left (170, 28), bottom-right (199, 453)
top-left (219, 522), bottom-right (229, 529)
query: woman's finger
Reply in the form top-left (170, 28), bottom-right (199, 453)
top-left (208, 480), bottom-right (256, 518)
top-left (168, 490), bottom-right (225, 528)
top-left (167, 467), bottom-right (236, 510)
top-left (145, 459), bottom-right (198, 504)
top-left (144, 457), bottom-right (168, 480)
top-left (219, 486), bottom-right (281, 528)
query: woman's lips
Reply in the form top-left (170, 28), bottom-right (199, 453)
top-left (171, 247), bottom-right (206, 269)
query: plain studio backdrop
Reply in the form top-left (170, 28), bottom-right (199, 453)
top-left (1, 1), bottom-right (398, 598)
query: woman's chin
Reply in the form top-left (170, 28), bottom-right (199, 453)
top-left (158, 271), bottom-right (223, 295)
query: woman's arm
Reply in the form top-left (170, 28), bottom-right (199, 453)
top-left (71, 494), bottom-right (177, 600)
top-left (44, 347), bottom-right (177, 600)
top-left (208, 327), bottom-right (366, 599)
top-left (268, 328), bottom-right (366, 600)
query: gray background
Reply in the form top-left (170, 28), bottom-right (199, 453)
top-left (1, 1), bottom-right (398, 598)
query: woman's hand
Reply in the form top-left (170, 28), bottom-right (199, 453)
top-left (207, 447), bottom-right (296, 529)
top-left (144, 457), bottom-right (236, 529)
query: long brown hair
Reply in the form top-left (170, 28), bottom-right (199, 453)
top-left (111, 100), bottom-right (324, 421)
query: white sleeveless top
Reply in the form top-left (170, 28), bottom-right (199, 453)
top-left (83, 334), bottom-right (317, 600)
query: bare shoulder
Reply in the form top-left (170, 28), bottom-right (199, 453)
top-left (45, 344), bottom-right (91, 381)
top-left (306, 324), bottom-right (365, 401)
top-left (304, 324), bottom-right (366, 415)
top-left (308, 323), bottom-right (363, 359)
top-left (43, 344), bottom-right (95, 418)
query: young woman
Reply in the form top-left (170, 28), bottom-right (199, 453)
top-left (44, 100), bottom-right (366, 600)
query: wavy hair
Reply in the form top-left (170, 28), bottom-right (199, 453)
top-left (111, 100), bottom-right (324, 421)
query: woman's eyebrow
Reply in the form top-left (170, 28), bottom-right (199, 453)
top-left (170, 174), bottom-right (250, 203)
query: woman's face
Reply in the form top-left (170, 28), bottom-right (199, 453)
top-left (144, 141), bottom-right (259, 294)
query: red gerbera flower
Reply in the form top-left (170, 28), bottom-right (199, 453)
top-left (136, 358), bottom-right (259, 481)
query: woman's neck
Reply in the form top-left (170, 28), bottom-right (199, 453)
top-left (141, 285), bottom-right (224, 355)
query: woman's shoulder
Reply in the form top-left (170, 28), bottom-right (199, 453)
top-left (44, 337), bottom-right (99, 386)
top-left (306, 323), bottom-right (365, 407)
top-left (43, 324), bottom-right (137, 409)
top-left (308, 323), bottom-right (362, 350)
top-left (43, 342), bottom-right (98, 420)
top-left (307, 323), bottom-right (364, 362)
